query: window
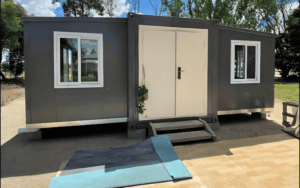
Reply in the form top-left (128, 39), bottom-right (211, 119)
top-left (54, 32), bottom-right (103, 88)
top-left (231, 40), bottom-right (261, 84)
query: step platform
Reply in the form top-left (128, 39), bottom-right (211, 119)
top-left (148, 118), bottom-right (216, 143)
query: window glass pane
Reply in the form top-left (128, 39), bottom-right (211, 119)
top-left (81, 39), bottom-right (98, 82)
top-left (247, 46), bottom-right (256, 79)
top-left (234, 45), bottom-right (245, 79)
top-left (60, 38), bottom-right (78, 82)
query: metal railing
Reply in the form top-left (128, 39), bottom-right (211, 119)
top-left (282, 101), bottom-right (299, 127)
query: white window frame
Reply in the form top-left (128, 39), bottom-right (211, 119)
top-left (54, 31), bottom-right (104, 88)
top-left (231, 40), bottom-right (261, 84)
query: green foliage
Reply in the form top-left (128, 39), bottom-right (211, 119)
top-left (137, 85), bottom-right (148, 114)
top-left (1, 0), bottom-right (23, 54)
top-left (275, 32), bottom-right (297, 78)
top-left (189, 0), bottom-right (211, 19)
top-left (286, 8), bottom-right (300, 76)
top-left (275, 8), bottom-right (300, 78)
top-left (1, 0), bottom-right (29, 79)
top-left (1, 62), bottom-right (10, 72)
top-left (180, 0), bottom-right (280, 32)
top-left (161, 0), bottom-right (185, 16)
top-left (2, 1), bottom-right (30, 77)
top-left (6, 23), bottom-right (25, 77)
top-left (51, 0), bottom-right (105, 17)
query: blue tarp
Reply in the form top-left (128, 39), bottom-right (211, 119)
top-left (49, 135), bottom-right (192, 188)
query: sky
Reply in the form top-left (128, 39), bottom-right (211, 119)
top-left (2, 0), bottom-right (299, 63)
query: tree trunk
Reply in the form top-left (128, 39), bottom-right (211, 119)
top-left (0, 71), bottom-right (7, 80)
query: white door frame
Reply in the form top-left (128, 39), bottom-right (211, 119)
top-left (138, 25), bottom-right (208, 121)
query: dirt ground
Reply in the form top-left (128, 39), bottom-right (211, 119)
top-left (1, 80), bottom-right (299, 188)
top-left (1, 78), bottom-right (25, 106)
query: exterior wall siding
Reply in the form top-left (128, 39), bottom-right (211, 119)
top-left (218, 29), bottom-right (275, 111)
top-left (23, 20), bottom-right (128, 123)
top-left (21, 14), bottom-right (277, 126)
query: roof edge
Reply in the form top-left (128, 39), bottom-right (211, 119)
top-left (20, 17), bottom-right (127, 23)
top-left (133, 13), bottom-right (214, 24)
top-left (218, 24), bottom-right (278, 38)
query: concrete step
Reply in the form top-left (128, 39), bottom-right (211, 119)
top-left (167, 130), bottom-right (212, 144)
top-left (150, 120), bottom-right (204, 131)
top-left (148, 119), bottom-right (217, 143)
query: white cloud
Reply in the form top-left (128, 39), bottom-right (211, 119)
top-left (113, 0), bottom-right (131, 17)
top-left (18, 0), bottom-right (60, 17)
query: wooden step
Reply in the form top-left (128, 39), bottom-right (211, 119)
top-left (166, 130), bottom-right (212, 144)
top-left (150, 120), bottom-right (204, 131)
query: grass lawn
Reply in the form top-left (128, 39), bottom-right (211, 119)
top-left (275, 83), bottom-right (299, 103)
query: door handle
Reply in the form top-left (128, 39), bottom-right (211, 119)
top-left (178, 67), bottom-right (184, 79)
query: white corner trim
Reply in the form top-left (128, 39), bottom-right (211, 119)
top-left (230, 40), bottom-right (261, 84)
top-left (53, 31), bottom-right (104, 89)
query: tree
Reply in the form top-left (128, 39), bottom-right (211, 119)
top-left (285, 7), bottom-right (300, 76)
top-left (6, 23), bottom-right (25, 78)
top-left (272, 0), bottom-right (297, 35)
top-left (161, 0), bottom-right (185, 17)
top-left (149, 0), bottom-right (163, 16)
top-left (182, 0), bottom-right (280, 32)
top-left (4, 1), bottom-right (34, 78)
top-left (6, 49), bottom-right (24, 78)
top-left (102, 0), bottom-right (118, 17)
top-left (1, 0), bottom-right (23, 80)
top-left (269, 0), bottom-right (299, 78)
top-left (274, 7), bottom-right (300, 78)
top-left (128, 0), bottom-right (141, 13)
top-left (51, 0), bottom-right (105, 17)
top-left (275, 32), bottom-right (297, 78)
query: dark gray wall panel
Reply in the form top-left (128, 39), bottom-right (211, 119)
top-left (24, 20), bottom-right (128, 123)
top-left (57, 102), bottom-right (104, 122)
top-left (218, 29), bottom-right (275, 111)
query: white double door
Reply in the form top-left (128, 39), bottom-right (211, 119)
top-left (139, 25), bottom-right (208, 120)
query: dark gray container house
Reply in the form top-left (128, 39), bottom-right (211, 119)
top-left (20, 12), bottom-right (277, 139)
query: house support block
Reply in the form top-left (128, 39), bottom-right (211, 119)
top-left (127, 129), bottom-right (146, 139)
top-left (207, 122), bottom-right (220, 131)
top-left (251, 112), bottom-right (267, 119)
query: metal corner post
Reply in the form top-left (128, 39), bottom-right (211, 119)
top-left (23, 22), bottom-right (32, 124)
top-left (211, 23), bottom-right (219, 127)
top-left (127, 12), bottom-right (139, 131)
